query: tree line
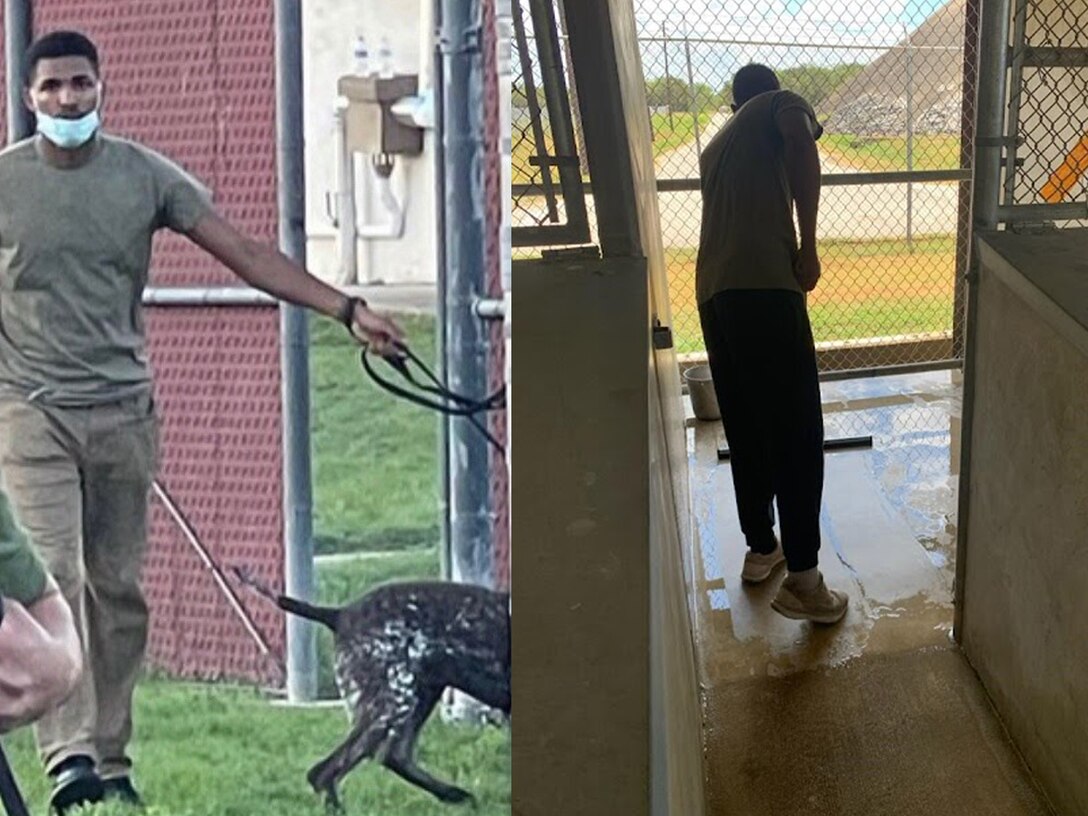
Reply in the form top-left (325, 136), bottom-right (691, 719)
top-left (515, 62), bottom-right (866, 117)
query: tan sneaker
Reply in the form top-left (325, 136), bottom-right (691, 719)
top-left (741, 544), bottom-right (786, 583)
top-left (771, 573), bottom-right (848, 624)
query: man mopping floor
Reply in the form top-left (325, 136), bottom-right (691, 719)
top-left (694, 63), bottom-right (848, 625)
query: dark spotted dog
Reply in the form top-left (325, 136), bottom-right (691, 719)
top-left (234, 569), bottom-right (510, 811)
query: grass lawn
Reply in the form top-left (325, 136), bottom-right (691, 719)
top-left (513, 111), bottom-right (712, 185)
top-left (820, 133), bottom-right (963, 173)
top-left (666, 236), bottom-right (958, 354)
top-left (310, 314), bottom-right (439, 555)
top-left (650, 111), bottom-right (712, 155)
top-left (0, 678), bottom-right (509, 816)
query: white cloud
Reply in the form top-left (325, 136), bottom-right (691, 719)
top-left (637, 0), bottom-right (919, 48)
top-left (633, 0), bottom-right (952, 84)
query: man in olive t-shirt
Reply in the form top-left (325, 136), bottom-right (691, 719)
top-left (0, 31), bottom-right (406, 814)
top-left (695, 64), bottom-right (848, 625)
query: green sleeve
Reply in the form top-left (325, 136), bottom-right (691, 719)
top-left (0, 488), bottom-right (48, 605)
top-left (144, 146), bottom-right (215, 234)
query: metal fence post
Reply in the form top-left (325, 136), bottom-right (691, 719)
top-left (274, 0), bottom-right (316, 703)
top-left (5, 0), bottom-right (33, 143)
top-left (954, 0), bottom-right (1011, 641)
top-left (662, 20), bottom-right (673, 129)
top-left (442, 0), bottom-right (493, 588)
top-left (441, 0), bottom-right (494, 723)
top-left (681, 15), bottom-right (701, 157)
top-left (905, 23), bottom-right (914, 251)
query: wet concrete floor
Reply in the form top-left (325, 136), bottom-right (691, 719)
top-left (687, 370), bottom-right (1056, 815)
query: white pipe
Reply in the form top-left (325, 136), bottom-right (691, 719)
top-left (357, 168), bottom-right (407, 239)
top-left (333, 100), bottom-right (408, 287)
top-left (474, 297), bottom-right (505, 319)
top-left (333, 99), bottom-right (359, 286)
top-left (142, 287), bottom-right (277, 306)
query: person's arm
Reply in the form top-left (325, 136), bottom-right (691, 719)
top-left (184, 211), bottom-right (405, 356)
top-left (777, 106), bottom-right (822, 291)
top-left (0, 577), bottom-right (82, 733)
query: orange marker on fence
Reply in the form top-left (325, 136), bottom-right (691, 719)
top-left (1040, 134), bottom-right (1088, 203)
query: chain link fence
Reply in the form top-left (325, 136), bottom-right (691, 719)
top-left (638, 0), bottom-right (975, 371)
top-left (513, 0), bottom-right (979, 376)
top-left (1005, 0), bottom-right (1088, 214)
top-left (512, 0), bottom-right (592, 249)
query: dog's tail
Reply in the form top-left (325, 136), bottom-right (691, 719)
top-left (232, 567), bottom-right (341, 632)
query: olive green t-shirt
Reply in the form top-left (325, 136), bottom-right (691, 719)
top-left (695, 90), bottom-right (823, 305)
top-left (0, 134), bottom-right (214, 406)
top-left (0, 487), bottom-right (46, 605)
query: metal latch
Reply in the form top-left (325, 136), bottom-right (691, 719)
top-left (652, 319), bottom-right (673, 350)
top-left (1009, 220), bottom-right (1058, 234)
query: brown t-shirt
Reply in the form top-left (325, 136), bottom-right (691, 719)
top-left (695, 90), bottom-right (823, 305)
top-left (0, 133), bottom-right (214, 406)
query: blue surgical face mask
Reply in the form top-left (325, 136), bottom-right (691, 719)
top-left (35, 107), bottom-right (100, 149)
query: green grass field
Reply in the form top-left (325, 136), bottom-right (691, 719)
top-left (0, 678), bottom-right (509, 816)
top-left (649, 111), bottom-right (712, 156)
top-left (513, 111), bottom-right (712, 185)
top-left (820, 133), bottom-right (963, 173)
top-left (667, 236), bottom-right (958, 353)
top-left (0, 536), bottom-right (498, 816)
top-left (310, 314), bottom-right (439, 555)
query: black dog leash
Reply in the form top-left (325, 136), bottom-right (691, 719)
top-left (340, 296), bottom-right (506, 454)
top-left (0, 743), bottom-right (31, 816)
top-left (361, 345), bottom-right (506, 454)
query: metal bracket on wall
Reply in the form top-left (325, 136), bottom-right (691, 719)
top-left (717, 436), bottom-right (874, 462)
top-left (539, 245), bottom-right (600, 260)
top-left (1009, 220), bottom-right (1058, 234)
top-left (975, 136), bottom-right (1023, 147)
top-left (652, 320), bottom-right (673, 350)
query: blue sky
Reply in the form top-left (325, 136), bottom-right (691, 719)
top-left (781, 0), bottom-right (949, 21)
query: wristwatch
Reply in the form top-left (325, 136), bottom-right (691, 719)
top-left (337, 295), bottom-right (368, 329)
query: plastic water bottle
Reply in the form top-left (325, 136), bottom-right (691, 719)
top-left (353, 34), bottom-right (370, 77)
top-left (377, 36), bottom-right (394, 79)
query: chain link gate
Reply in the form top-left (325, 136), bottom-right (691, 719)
top-left (512, 0), bottom-right (592, 248)
top-left (998, 0), bottom-right (1088, 221)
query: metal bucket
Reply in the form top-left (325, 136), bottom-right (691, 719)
top-left (683, 364), bottom-right (720, 421)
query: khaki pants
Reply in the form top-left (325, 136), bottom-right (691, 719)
top-left (0, 394), bottom-right (158, 778)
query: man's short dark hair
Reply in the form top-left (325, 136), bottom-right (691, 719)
top-left (25, 31), bottom-right (100, 84)
top-left (732, 63), bottom-right (780, 107)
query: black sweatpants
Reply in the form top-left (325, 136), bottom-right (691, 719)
top-left (698, 289), bottom-right (824, 572)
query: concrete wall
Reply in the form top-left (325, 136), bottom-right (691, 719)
top-left (511, 256), bottom-right (650, 816)
top-left (606, 1), bottom-right (706, 814)
top-left (511, 1), bottom-right (705, 812)
top-left (962, 233), bottom-right (1088, 816)
top-left (303, 0), bottom-right (436, 285)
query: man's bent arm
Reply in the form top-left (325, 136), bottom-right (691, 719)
top-left (779, 108), bottom-right (821, 251)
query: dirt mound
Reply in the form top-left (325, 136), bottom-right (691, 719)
top-left (823, 0), bottom-right (966, 135)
